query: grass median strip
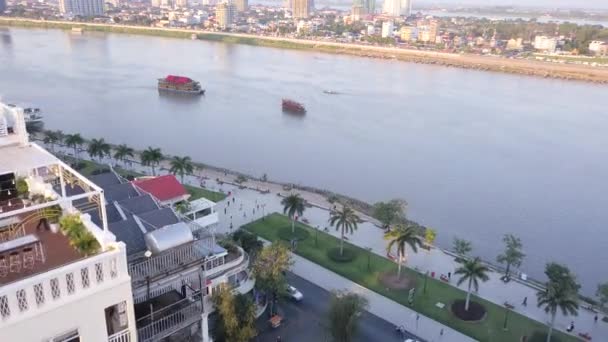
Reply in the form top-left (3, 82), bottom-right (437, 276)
top-left (244, 213), bottom-right (576, 342)
top-left (184, 184), bottom-right (227, 202)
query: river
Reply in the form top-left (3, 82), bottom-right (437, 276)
top-left (1, 27), bottom-right (607, 295)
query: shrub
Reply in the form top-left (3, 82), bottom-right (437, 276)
top-left (327, 247), bottom-right (356, 263)
top-left (16, 177), bottom-right (29, 196)
top-left (91, 168), bottom-right (110, 175)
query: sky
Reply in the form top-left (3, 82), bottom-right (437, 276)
top-left (420, 0), bottom-right (608, 10)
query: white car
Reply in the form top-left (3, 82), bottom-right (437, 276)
top-left (287, 285), bottom-right (303, 301)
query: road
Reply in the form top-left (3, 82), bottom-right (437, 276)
top-left (254, 273), bottom-right (423, 342)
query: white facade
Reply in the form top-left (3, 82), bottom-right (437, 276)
top-left (534, 35), bottom-right (557, 53)
top-left (382, 0), bottom-right (409, 17)
top-left (589, 40), bottom-right (608, 55)
top-left (381, 21), bottom-right (394, 38)
top-left (0, 103), bottom-right (137, 342)
top-left (60, 0), bottom-right (104, 16)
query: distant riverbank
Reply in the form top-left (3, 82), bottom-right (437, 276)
top-left (2, 17), bottom-right (608, 84)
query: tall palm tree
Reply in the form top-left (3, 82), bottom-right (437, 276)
top-left (537, 283), bottom-right (579, 342)
top-left (455, 257), bottom-right (490, 311)
top-left (43, 130), bottom-right (62, 152)
top-left (384, 225), bottom-right (423, 278)
top-left (281, 193), bottom-right (305, 233)
top-left (87, 138), bottom-right (111, 162)
top-left (329, 206), bottom-right (361, 256)
top-left (140, 147), bottom-right (163, 176)
top-left (64, 133), bottom-right (84, 159)
top-left (169, 156), bottom-right (194, 183)
top-left (113, 144), bottom-right (134, 166)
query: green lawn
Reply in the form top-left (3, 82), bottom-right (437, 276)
top-left (62, 157), bottom-right (144, 179)
top-left (244, 214), bottom-right (576, 342)
top-left (184, 184), bottom-right (227, 203)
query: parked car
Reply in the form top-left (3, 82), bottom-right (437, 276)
top-left (287, 285), bottom-right (303, 301)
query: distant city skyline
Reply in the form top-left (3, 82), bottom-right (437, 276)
top-left (418, 0), bottom-right (608, 10)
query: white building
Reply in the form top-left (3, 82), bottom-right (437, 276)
top-left (534, 35), bottom-right (557, 53)
top-left (59, 0), bottom-right (104, 16)
top-left (0, 102), bottom-right (137, 342)
top-left (589, 40), bottom-right (608, 56)
top-left (381, 21), bottom-right (394, 38)
top-left (382, 0), bottom-right (410, 17)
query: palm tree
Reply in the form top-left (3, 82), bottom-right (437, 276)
top-left (140, 147), bottom-right (163, 176)
top-left (281, 193), bottom-right (305, 233)
top-left (113, 144), bottom-right (134, 166)
top-left (169, 156), bottom-right (194, 183)
top-left (329, 206), bottom-right (361, 256)
top-left (455, 257), bottom-right (490, 311)
top-left (43, 130), bottom-right (62, 152)
top-left (537, 283), bottom-right (579, 342)
top-left (87, 138), bottom-right (111, 162)
top-left (64, 133), bottom-right (84, 159)
top-left (384, 225), bottom-right (423, 278)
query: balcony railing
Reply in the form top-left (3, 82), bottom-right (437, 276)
top-left (128, 239), bottom-right (216, 286)
top-left (137, 299), bottom-right (203, 342)
top-left (108, 328), bottom-right (132, 342)
top-left (0, 243), bottom-right (130, 326)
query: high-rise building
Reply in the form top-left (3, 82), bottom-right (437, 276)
top-left (0, 0), bottom-right (6, 14)
top-left (235, 0), bottom-right (248, 13)
top-left (292, 0), bottom-right (310, 19)
top-left (382, 0), bottom-right (409, 17)
top-left (381, 21), bottom-right (394, 38)
top-left (216, 2), bottom-right (235, 28)
top-left (175, 0), bottom-right (188, 8)
top-left (0, 102), bottom-right (138, 341)
top-left (351, 5), bottom-right (365, 21)
top-left (364, 0), bottom-right (374, 14)
top-left (59, 0), bottom-right (104, 16)
top-left (151, 0), bottom-right (162, 7)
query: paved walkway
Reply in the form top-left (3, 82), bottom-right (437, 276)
top-left (52, 145), bottom-right (608, 341)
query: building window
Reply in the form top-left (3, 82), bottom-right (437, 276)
top-left (49, 330), bottom-right (80, 342)
top-left (81, 267), bottom-right (90, 288)
top-left (34, 283), bottom-right (45, 306)
top-left (110, 258), bottom-right (118, 279)
top-left (50, 278), bottom-right (61, 300)
top-left (95, 263), bottom-right (104, 283)
top-left (0, 295), bottom-right (10, 319)
top-left (105, 301), bottom-right (128, 336)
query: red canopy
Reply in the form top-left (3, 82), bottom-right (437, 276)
top-left (165, 75), bottom-right (192, 84)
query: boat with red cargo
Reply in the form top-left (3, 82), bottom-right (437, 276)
top-left (158, 75), bottom-right (205, 95)
top-left (282, 99), bottom-right (306, 114)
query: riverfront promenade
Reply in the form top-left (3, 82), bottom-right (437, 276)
top-left (50, 144), bottom-right (608, 341)
top-left (2, 17), bottom-right (608, 84)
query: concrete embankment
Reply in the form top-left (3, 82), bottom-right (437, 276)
top-left (2, 17), bottom-right (608, 84)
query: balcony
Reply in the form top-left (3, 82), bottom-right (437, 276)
top-left (108, 328), bottom-right (132, 342)
top-left (0, 242), bottom-right (130, 326)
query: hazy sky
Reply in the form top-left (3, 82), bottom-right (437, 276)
top-left (421, 0), bottom-right (608, 10)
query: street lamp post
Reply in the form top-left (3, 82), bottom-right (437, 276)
top-left (503, 306), bottom-right (510, 331)
top-left (423, 271), bottom-right (428, 294)
top-left (366, 247), bottom-right (372, 271)
top-left (315, 226), bottom-right (319, 247)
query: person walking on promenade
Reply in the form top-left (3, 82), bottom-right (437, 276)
top-left (522, 296), bottom-right (527, 306)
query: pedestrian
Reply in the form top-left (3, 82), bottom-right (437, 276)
top-left (252, 208), bottom-right (255, 215)
top-left (243, 212), bottom-right (247, 218)
top-left (448, 272), bottom-right (451, 280)
top-left (227, 201), bottom-right (230, 207)
top-left (224, 208), bottom-right (227, 214)
top-left (440, 328), bottom-right (444, 336)
top-left (522, 296), bottom-right (528, 306)
top-left (232, 197), bottom-right (235, 203)
top-left (594, 314), bottom-right (598, 322)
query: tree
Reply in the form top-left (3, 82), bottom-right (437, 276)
top-left (424, 228), bottom-right (437, 247)
top-left (384, 225), bottom-right (422, 278)
top-left (174, 201), bottom-right (191, 214)
top-left (372, 199), bottom-right (406, 229)
top-left (596, 282), bottom-right (608, 309)
top-left (328, 291), bottom-right (369, 342)
top-left (537, 282), bottom-right (579, 342)
top-left (87, 138), bottom-right (111, 162)
top-left (212, 287), bottom-right (257, 342)
top-left (113, 144), bottom-right (134, 166)
top-left (455, 257), bottom-right (490, 311)
top-left (453, 238), bottom-right (473, 261)
top-left (252, 241), bottom-right (293, 316)
top-left (140, 147), bottom-right (163, 176)
top-left (232, 230), bottom-right (263, 260)
top-left (64, 133), bottom-right (84, 159)
top-left (545, 263), bottom-right (580, 293)
top-left (496, 234), bottom-right (525, 279)
top-left (281, 193), bottom-right (305, 234)
top-left (43, 130), bottom-right (62, 152)
top-left (169, 156), bottom-right (194, 183)
top-left (329, 206), bottom-right (361, 256)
